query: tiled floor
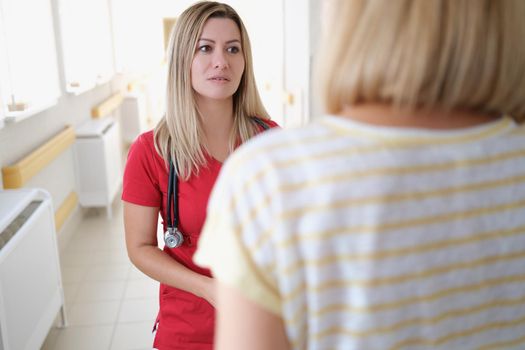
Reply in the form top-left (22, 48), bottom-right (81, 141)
top-left (41, 198), bottom-right (159, 350)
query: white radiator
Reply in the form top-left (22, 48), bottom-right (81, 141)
top-left (74, 118), bottom-right (122, 219)
top-left (0, 189), bottom-right (67, 350)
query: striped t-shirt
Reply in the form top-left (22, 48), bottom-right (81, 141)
top-left (194, 115), bottom-right (525, 350)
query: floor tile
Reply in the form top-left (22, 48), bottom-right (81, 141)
top-left (51, 325), bottom-right (114, 350)
top-left (124, 279), bottom-right (158, 299)
top-left (128, 266), bottom-right (151, 281)
top-left (90, 251), bottom-right (130, 266)
top-left (65, 235), bottom-right (100, 252)
top-left (118, 298), bottom-right (158, 323)
top-left (100, 238), bottom-right (127, 253)
top-left (63, 283), bottom-right (81, 308)
top-left (41, 327), bottom-right (59, 350)
top-left (110, 322), bottom-right (156, 350)
top-left (67, 300), bottom-right (121, 326)
top-left (104, 251), bottom-right (132, 265)
top-left (61, 251), bottom-right (107, 267)
top-left (75, 280), bottom-right (127, 302)
top-left (84, 264), bottom-right (131, 282)
top-left (61, 265), bottom-right (89, 284)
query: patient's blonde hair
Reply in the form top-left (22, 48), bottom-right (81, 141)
top-left (318, 0), bottom-right (525, 122)
top-left (155, 1), bottom-right (269, 180)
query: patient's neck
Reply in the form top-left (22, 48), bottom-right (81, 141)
top-left (338, 104), bottom-right (500, 130)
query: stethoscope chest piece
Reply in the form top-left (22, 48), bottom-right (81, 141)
top-left (164, 227), bottom-right (184, 248)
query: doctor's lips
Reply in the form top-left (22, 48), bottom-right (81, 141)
top-left (208, 75), bottom-right (231, 81)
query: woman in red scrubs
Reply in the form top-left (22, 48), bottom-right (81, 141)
top-left (121, 2), bottom-right (278, 349)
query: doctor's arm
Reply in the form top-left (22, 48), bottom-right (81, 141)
top-left (123, 201), bottom-right (215, 306)
top-left (214, 282), bottom-right (289, 350)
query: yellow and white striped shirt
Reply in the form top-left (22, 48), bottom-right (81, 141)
top-left (195, 115), bottom-right (525, 350)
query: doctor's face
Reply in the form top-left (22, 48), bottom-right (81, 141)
top-left (191, 18), bottom-right (245, 102)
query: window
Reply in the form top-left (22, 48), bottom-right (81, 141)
top-left (111, 0), bottom-right (165, 75)
top-left (0, 0), bottom-right (61, 122)
top-left (58, 0), bottom-right (114, 94)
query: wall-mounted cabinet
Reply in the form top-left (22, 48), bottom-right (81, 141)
top-left (0, 0), bottom-right (61, 123)
top-left (57, 0), bottom-right (115, 95)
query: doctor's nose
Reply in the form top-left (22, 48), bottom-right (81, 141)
top-left (213, 52), bottom-right (228, 70)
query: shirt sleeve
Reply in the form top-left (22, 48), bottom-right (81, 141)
top-left (194, 150), bottom-right (281, 315)
top-left (121, 133), bottom-right (162, 207)
top-left (265, 119), bottom-right (280, 129)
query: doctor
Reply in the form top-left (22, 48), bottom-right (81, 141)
top-left (121, 2), bottom-right (278, 349)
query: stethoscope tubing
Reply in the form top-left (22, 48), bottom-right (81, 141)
top-left (166, 159), bottom-right (179, 229)
top-left (164, 158), bottom-right (184, 248)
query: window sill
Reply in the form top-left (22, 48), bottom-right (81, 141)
top-left (4, 99), bottom-right (58, 124)
top-left (66, 82), bottom-right (96, 96)
top-left (66, 73), bottom-right (114, 96)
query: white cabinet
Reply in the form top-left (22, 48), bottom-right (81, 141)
top-left (74, 118), bottom-right (122, 218)
top-left (0, 188), bottom-right (67, 350)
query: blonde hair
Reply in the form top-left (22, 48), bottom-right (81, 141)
top-left (318, 0), bottom-right (525, 122)
top-left (154, 1), bottom-right (269, 179)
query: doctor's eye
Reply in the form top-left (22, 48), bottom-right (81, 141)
top-left (227, 46), bottom-right (241, 54)
top-left (198, 45), bottom-right (212, 53)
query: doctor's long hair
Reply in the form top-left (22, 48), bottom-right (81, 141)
top-left (318, 0), bottom-right (525, 122)
top-left (154, 1), bottom-right (269, 180)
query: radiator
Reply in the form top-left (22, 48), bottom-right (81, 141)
top-left (74, 118), bottom-right (122, 219)
top-left (0, 189), bottom-right (67, 350)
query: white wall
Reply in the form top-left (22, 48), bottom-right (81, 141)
top-left (309, 0), bottom-right (323, 120)
top-left (229, 0), bottom-right (285, 125)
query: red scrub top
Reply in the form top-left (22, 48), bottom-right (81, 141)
top-left (121, 119), bottom-right (278, 350)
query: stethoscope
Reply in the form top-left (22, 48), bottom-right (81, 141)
top-left (164, 158), bottom-right (185, 248)
top-left (163, 118), bottom-right (270, 249)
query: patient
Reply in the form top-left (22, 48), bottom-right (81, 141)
top-left (195, 0), bottom-right (525, 349)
